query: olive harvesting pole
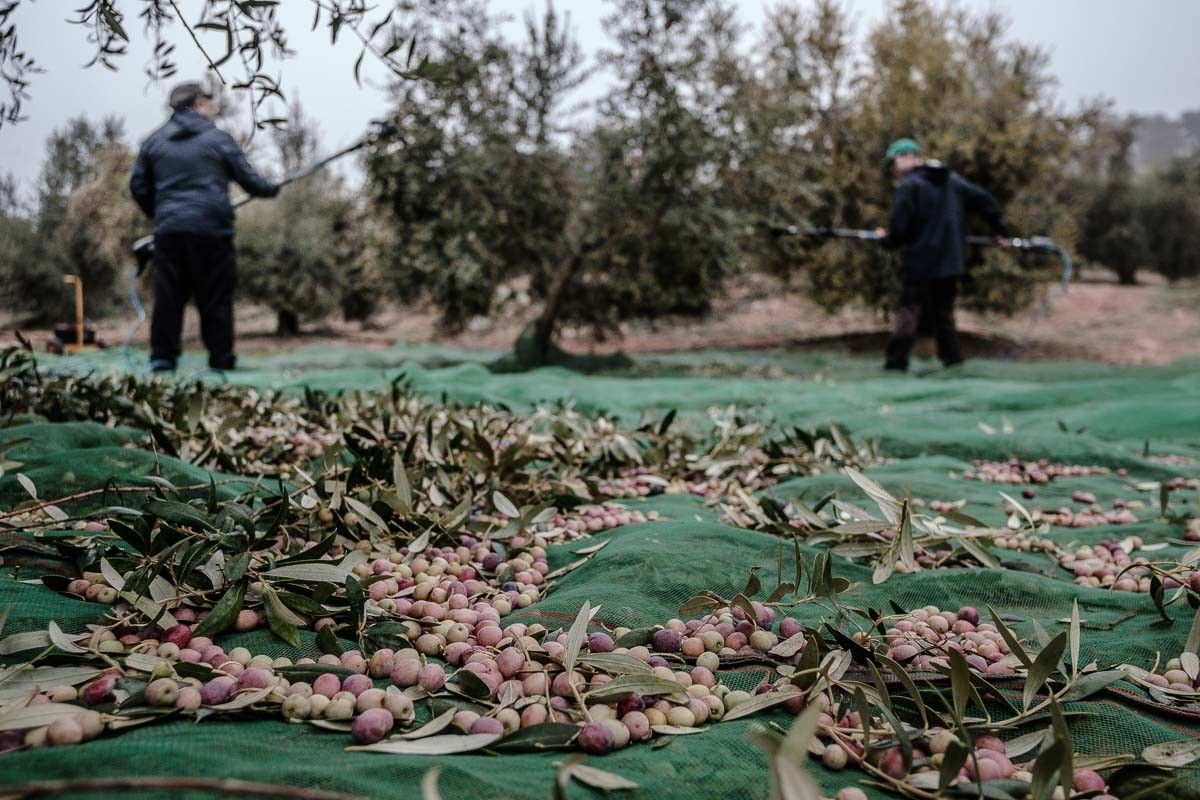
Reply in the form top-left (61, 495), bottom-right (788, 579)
top-left (767, 224), bottom-right (1073, 360)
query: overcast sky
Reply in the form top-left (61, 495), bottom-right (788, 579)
top-left (2, 0), bottom-right (1198, 197)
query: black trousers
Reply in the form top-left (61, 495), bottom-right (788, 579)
top-left (884, 277), bottom-right (963, 371)
top-left (150, 233), bottom-right (237, 370)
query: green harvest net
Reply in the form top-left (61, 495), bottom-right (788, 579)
top-left (2, 344), bottom-right (1199, 800)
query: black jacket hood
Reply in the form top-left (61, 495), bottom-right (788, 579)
top-left (163, 109), bottom-right (214, 141)
top-left (913, 160), bottom-right (950, 185)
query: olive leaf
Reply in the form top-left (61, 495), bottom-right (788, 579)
top-left (940, 739), bottom-right (970, 793)
top-left (143, 499), bottom-right (214, 531)
top-left (574, 539), bottom-right (610, 556)
top-left (1058, 669), bottom-right (1126, 703)
top-left (770, 633), bottom-right (807, 659)
top-left (99, 558), bottom-right (126, 591)
top-left (613, 628), bottom-right (654, 648)
top-left (344, 496), bottom-right (388, 535)
top-left (563, 600), bottom-right (592, 677)
top-left (420, 766), bottom-right (443, 800)
top-left (732, 593), bottom-right (757, 625)
top-left (585, 675), bottom-right (687, 703)
top-left (493, 490), bottom-right (519, 519)
top-left (876, 654), bottom-right (927, 728)
top-left (262, 586), bottom-right (304, 647)
top-left (316, 623), bottom-right (344, 656)
top-left (454, 669), bottom-right (493, 700)
top-left (1030, 739), bottom-right (1066, 800)
top-left (765, 582), bottom-right (796, 603)
top-left (948, 649), bottom-right (972, 719)
top-left (1142, 738), bottom-right (1200, 768)
top-left (722, 686), bottom-right (803, 722)
top-left (1049, 697), bottom-right (1074, 798)
top-left (207, 686), bottom-right (274, 711)
top-left (225, 552), bottom-right (252, 584)
top-left (566, 764), bottom-right (638, 792)
top-left (402, 708), bottom-right (457, 740)
top-left (578, 653), bottom-right (653, 676)
top-left (773, 702), bottom-right (824, 800)
top-left (740, 567), bottom-right (762, 598)
top-left (191, 581), bottom-right (246, 638)
top-left (844, 467), bottom-right (901, 524)
top-left (0, 666), bottom-right (100, 701)
top-left (897, 501), bottom-right (916, 572)
top-left (393, 453), bottom-right (413, 511)
top-left (1105, 765), bottom-right (1183, 800)
top-left (47, 621), bottom-right (87, 654)
top-left (121, 592), bottom-right (178, 630)
top-left (1004, 729), bottom-right (1048, 760)
top-left (987, 606), bottom-right (1032, 668)
top-left (1023, 632), bottom-right (1067, 710)
top-left (348, 732), bottom-right (501, 755)
top-left (650, 725), bottom-right (706, 735)
top-left (276, 590), bottom-right (329, 617)
top-left (1184, 605), bottom-right (1200, 655)
top-left (275, 664), bottom-right (355, 682)
top-left (15, 473), bottom-right (37, 500)
top-left (264, 562), bottom-right (352, 584)
top-left (0, 702), bottom-right (89, 731)
top-left (488, 722), bottom-right (578, 752)
top-left (1069, 599), bottom-right (1080, 676)
top-left (407, 529), bottom-right (431, 558)
top-left (678, 593), bottom-right (722, 618)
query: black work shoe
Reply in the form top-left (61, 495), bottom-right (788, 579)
top-left (149, 359), bottom-right (176, 373)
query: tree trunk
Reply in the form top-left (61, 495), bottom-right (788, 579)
top-left (276, 309), bottom-right (301, 336)
top-left (514, 252), bottom-right (587, 368)
top-left (1115, 265), bottom-right (1138, 286)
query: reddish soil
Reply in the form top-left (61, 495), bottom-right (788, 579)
top-left (4, 269), bottom-right (1199, 365)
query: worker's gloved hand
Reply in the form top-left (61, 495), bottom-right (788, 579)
top-left (874, 227), bottom-right (887, 240)
top-left (996, 236), bottom-right (1012, 249)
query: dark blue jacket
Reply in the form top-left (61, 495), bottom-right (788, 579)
top-left (881, 162), bottom-right (1008, 281)
top-left (130, 110), bottom-right (278, 237)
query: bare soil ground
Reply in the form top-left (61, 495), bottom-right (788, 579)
top-left (4, 268), bottom-right (1199, 365)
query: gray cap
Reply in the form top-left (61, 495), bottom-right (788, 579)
top-left (168, 81), bottom-right (212, 111)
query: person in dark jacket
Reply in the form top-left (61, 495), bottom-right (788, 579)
top-left (875, 138), bottom-right (1009, 371)
top-left (130, 81), bottom-right (278, 372)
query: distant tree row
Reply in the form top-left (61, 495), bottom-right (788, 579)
top-left (1, 0), bottom-right (1197, 353)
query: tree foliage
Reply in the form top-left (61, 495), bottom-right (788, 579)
top-left (0, 0), bottom-right (425, 128)
top-left (0, 116), bottom-right (132, 324)
top-left (238, 102), bottom-right (362, 335)
top-left (364, 0), bottom-right (1102, 356)
top-left (801, 0), bottom-right (1092, 315)
top-left (1137, 153), bottom-right (1200, 282)
top-left (366, 0), bottom-right (581, 333)
top-left (1075, 121), bottom-right (1145, 285)
top-left (5, 0), bottom-right (1194, 354)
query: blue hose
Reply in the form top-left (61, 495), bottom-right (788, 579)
top-left (123, 264), bottom-right (149, 377)
top-left (1003, 237), bottom-right (1073, 360)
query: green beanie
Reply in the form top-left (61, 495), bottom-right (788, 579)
top-left (884, 137), bottom-right (920, 166)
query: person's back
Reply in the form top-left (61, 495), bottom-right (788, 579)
top-left (130, 81), bottom-right (277, 373)
top-left (884, 161), bottom-right (1006, 283)
top-left (132, 104), bottom-right (275, 237)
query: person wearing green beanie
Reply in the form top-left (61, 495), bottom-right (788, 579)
top-left (874, 137), bottom-right (1010, 371)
